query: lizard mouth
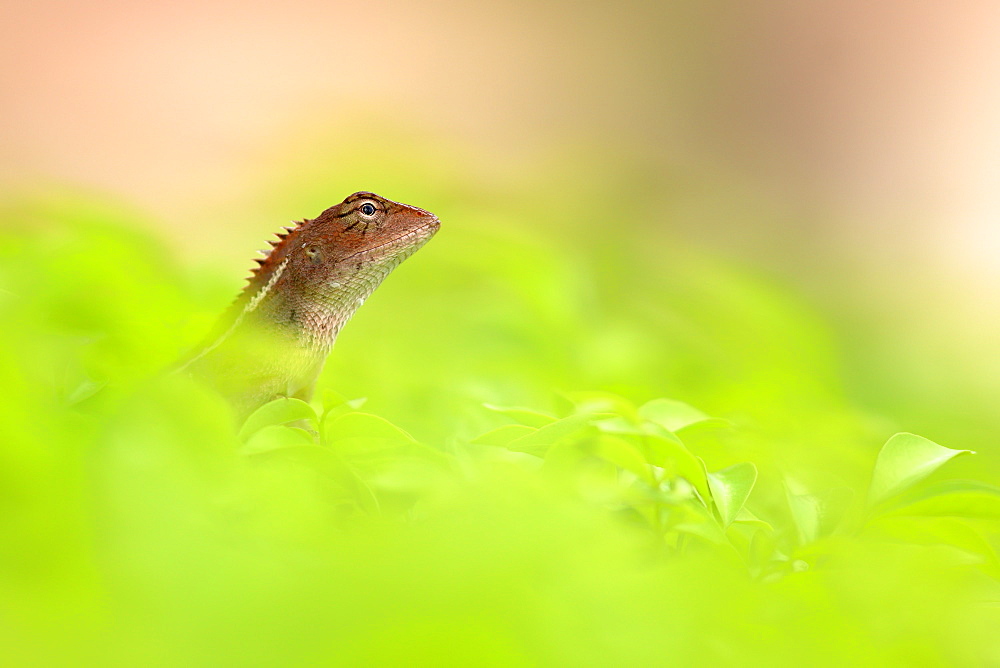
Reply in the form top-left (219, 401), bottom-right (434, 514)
top-left (343, 218), bottom-right (440, 263)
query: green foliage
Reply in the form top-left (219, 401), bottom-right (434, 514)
top-left (0, 190), bottom-right (998, 666)
top-left (868, 432), bottom-right (974, 506)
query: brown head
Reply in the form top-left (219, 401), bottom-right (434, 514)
top-left (227, 191), bottom-right (440, 349)
top-left (249, 191), bottom-right (439, 295)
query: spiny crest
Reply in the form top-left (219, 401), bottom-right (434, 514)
top-left (243, 218), bottom-right (311, 290)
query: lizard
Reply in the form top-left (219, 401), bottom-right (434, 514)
top-left (181, 191), bottom-right (440, 420)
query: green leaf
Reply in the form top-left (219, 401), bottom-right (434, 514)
top-left (733, 507), bottom-right (774, 531)
top-left (638, 398), bottom-right (712, 432)
top-left (322, 411), bottom-right (416, 453)
top-left (708, 462), bottom-right (757, 527)
top-left (673, 417), bottom-right (732, 436)
top-left (641, 433), bottom-right (711, 504)
top-left (242, 424), bottom-right (317, 455)
top-left (671, 500), bottom-right (728, 545)
top-left (638, 420), bottom-right (685, 445)
top-left (482, 403), bottom-right (557, 428)
top-left (566, 391), bottom-right (638, 420)
top-left (541, 438), bottom-right (587, 473)
top-left (593, 416), bottom-right (645, 436)
top-left (505, 412), bottom-right (595, 455)
top-left (471, 424), bottom-right (537, 447)
top-left (786, 486), bottom-right (853, 545)
top-left (592, 435), bottom-right (654, 484)
top-left (787, 490), bottom-right (820, 545)
top-left (321, 389), bottom-right (366, 418)
top-left (239, 397), bottom-right (318, 441)
top-left (868, 433), bottom-right (974, 506)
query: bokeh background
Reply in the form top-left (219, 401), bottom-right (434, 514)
top-left (2, 1), bottom-right (999, 664)
top-left (5, 0), bottom-right (999, 454)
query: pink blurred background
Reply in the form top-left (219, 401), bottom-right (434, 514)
top-left (4, 1), bottom-right (997, 270)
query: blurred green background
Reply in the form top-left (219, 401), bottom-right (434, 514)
top-left (2, 1), bottom-right (999, 665)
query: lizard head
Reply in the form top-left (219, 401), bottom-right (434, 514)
top-left (284, 191), bottom-right (439, 282)
top-left (248, 191), bottom-right (439, 297)
top-left (236, 192), bottom-right (440, 346)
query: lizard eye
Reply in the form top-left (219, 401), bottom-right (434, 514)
top-left (359, 202), bottom-right (377, 217)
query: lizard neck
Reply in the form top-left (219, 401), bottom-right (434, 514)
top-left (254, 256), bottom-right (402, 353)
top-left (257, 295), bottom-right (345, 354)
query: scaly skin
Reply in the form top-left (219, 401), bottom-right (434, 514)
top-left (184, 192), bottom-right (440, 419)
